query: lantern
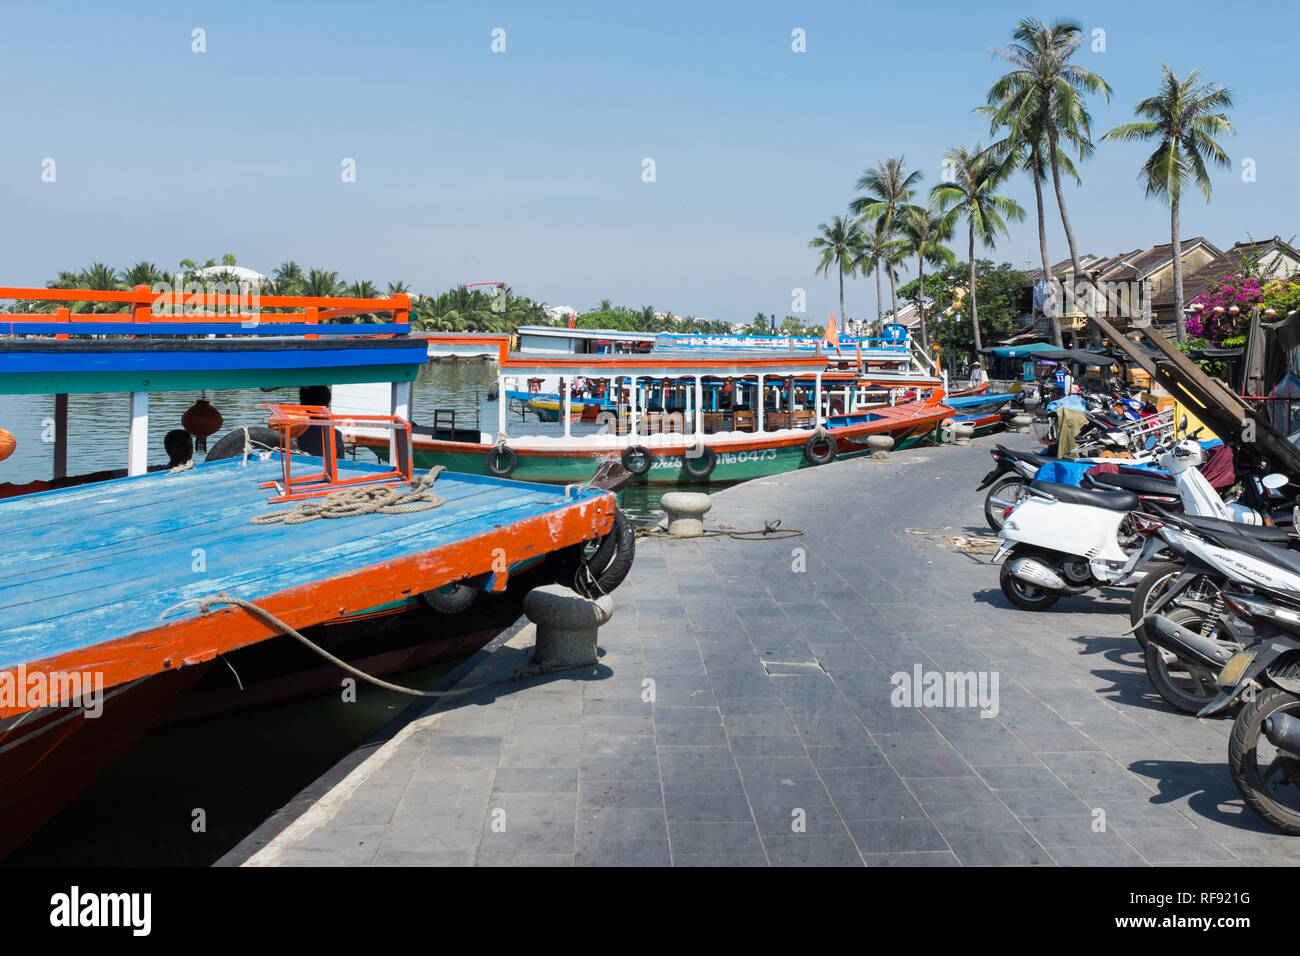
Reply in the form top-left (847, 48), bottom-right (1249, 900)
top-left (182, 399), bottom-right (223, 452)
top-left (1213, 306), bottom-right (1225, 314)
top-left (0, 429), bottom-right (14, 463)
top-left (1265, 308), bottom-right (1278, 318)
top-left (1228, 305), bottom-right (1240, 315)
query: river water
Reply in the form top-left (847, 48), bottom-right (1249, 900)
top-left (0, 359), bottom-right (665, 521)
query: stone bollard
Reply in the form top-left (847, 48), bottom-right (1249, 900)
top-left (953, 422), bottom-right (975, 446)
top-left (1009, 413), bottom-right (1033, 434)
top-left (522, 584), bottom-right (613, 669)
top-left (866, 434), bottom-right (894, 460)
top-left (659, 491), bottom-right (711, 537)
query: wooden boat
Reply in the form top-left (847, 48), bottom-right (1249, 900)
top-left (0, 286), bottom-right (624, 857)
top-left (348, 346), bottom-right (954, 483)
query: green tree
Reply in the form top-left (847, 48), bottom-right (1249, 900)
top-left (853, 222), bottom-right (893, 327)
top-left (1103, 66), bottom-right (1234, 341)
top-left (900, 260), bottom-right (1026, 365)
top-left (809, 214), bottom-right (863, 327)
top-left (888, 207), bottom-right (958, 351)
top-left (988, 17), bottom-right (1110, 338)
top-left (302, 268), bottom-right (343, 298)
top-left (273, 261), bottom-right (305, 295)
top-left (851, 157), bottom-right (922, 318)
top-left (930, 146), bottom-right (1025, 351)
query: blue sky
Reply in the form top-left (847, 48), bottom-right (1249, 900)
top-left (2, 0), bottom-right (1295, 324)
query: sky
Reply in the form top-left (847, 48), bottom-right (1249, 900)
top-left (2, 0), bottom-right (1296, 325)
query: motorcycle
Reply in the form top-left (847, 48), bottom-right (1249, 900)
top-left (1146, 585), bottom-right (1300, 834)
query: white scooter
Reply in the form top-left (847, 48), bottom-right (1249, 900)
top-left (992, 435), bottom-right (1291, 611)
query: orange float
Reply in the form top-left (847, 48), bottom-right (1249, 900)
top-left (0, 429), bottom-right (15, 462)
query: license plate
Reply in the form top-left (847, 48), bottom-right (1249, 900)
top-left (1218, 651), bottom-right (1254, 686)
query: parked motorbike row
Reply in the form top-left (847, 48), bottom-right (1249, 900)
top-left (979, 426), bottom-right (1300, 834)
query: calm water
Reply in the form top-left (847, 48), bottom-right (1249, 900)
top-left (0, 359), bottom-right (685, 523)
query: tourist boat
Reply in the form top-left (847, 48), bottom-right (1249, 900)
top-left (345, 345), bottom-right (955, 483)
top-left (0, 285), bottom-right (627, 857)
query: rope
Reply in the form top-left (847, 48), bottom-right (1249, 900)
top-left (159, 589), bottom-right (595, 697)
top-left (252, 466), bottom-right (447, 525)
top-left (635, 518), bottom-right (804, 541)
top-left (160, 591), bottom-right (494, 698)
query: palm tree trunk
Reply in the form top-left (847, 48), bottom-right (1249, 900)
top-left (968, 221), bottom-right (981, 353)
top-left (838, 266), bottom-right (845, 333)
top-left (1047, 126), bottom-right (1093, 346)
top-left (917, 256), bottom-right (929, 352)
top-left (1171, 197), bottom-right (1185, 342)
top-left (1033, 173), bottom-right (1063, 348)
top-left (888, 267), bottom-right (898, 319)
top-left (875, 262), bottom-right (883, 330)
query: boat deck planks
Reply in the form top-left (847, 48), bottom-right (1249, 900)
top-left (0, 455), bottom-right (608, 674)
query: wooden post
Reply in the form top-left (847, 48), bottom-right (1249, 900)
top-left (390, 381), bottom-right (412, 472)
top-left (53, 393), bottom-right (68, 479)
top-left (127, 391), bottom-right (148, 476)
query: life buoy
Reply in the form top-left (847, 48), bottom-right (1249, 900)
top-left (621, 445), bottom-right (652, 476)
top-left (486, 444), bottom-right (517, 477)
top-left (803, 432), bottom-right (837, 466)
top-left (681, 444), bottom-right (717, 481)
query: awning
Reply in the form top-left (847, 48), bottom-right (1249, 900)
top-left (1035, 348), bottom-right (1117, 367)
top-left (979, 342), bottom-right (1058, 359)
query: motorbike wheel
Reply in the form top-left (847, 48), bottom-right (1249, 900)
top-left (1229, 687), bottom-right (1300, 835)
top-left (983, 475), bottom-right (1029, 531)
top-left (1128, 563), bottom-right (1219, 649)
top-left (1143, 607), bottom-right (1241, 714)
top-left (998, 555), bottom-right (1060, 612)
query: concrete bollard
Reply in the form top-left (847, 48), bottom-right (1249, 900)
top-left (866, 434), bottom-right (894, 460)
top-left (1009, 413), bottom-right (1033, 434)
top-left (659, 491), bottom-right (711, 537)
top-left (953, 422), bottom-right (975, 446)
top-left (523, 584), bottom-right (613, 669)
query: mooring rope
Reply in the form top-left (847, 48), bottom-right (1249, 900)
top-left (252, 466), bottom-right (447, 525)
top-left (634, 518), bottom-right (804, 541)
top-left (159, 589), bottom-right (594, 697)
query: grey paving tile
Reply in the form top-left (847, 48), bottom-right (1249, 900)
top-left (843, 818), bottom-right (948, 853)
top-left (762, 833), bottom-right (864, 866)
top-left (943, 831), bottom-right (1054, 866)
top-left (578, 778), bottom-right (664, 809)
top-left (492, 767), bottom-right (579, 794)
top-left (667, 821), bottom-right (764, 855)
top-left (863, 851), bottom-right (961, 867)
top-left (576, 839), bottom-right (672, 867)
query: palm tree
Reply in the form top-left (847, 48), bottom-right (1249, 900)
top-left (121, 262), bottom-right (165, 289)
top-left (852, 223), bottom-right (891, 329)
top-left (930, 146), bottom-right (1025, 352)
top-left (809, 215), bottom-right (863, 328)
top-left (851, 157), bottom-right (923, 318)
top-left (988, 17), bottom-right (1110, 337)
top-left (302, 268), bottom-right (343, 298)
top-left (888, 207), bottom-right (958, 352)
top-left (387, 280), bottom-right (411, 296)
top-left (1103, 66), bottom-right (1234, 342)
top-left (273, 261), bottom-right (305, 295)
top-left (597, 298), bottom-right (614, 312)
top-left (980, 110), bottom-right (1073, 346)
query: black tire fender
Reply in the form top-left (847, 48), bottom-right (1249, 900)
top-left (417, 582), bottom-right (478, 614)
top-left (621, 445), bottom-right (652, 476)
top-left (486, 444), bottom-right (517, 477)
top-left (205, 425), bottom-right (285, 462)
top-left (803, 432), bottom-right (837, 466)
top-left (681, 444), bottom-right (717, 481)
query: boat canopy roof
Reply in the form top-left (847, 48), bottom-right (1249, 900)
top-left (1035, 348), bottom-right (1118, 368)
top-left (499, 350), bottom-right (829, 378)
top-left (980, 342), bottom-right (1058, 358)
top-left (0, 286), bottom-right (425, 395)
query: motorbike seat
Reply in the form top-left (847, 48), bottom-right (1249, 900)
top-left (1175, 512), bottom-right (1295, 547)
top-left (995, 445), bottom-right (1052, 469)
top-left (1028, 480), bottom-right (1139, 512)
top-left (1207, 528), bottom-right (1300, 577)
top-left (1087, 471), bottom-right (1178, 498)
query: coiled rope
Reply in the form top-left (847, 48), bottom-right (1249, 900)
top-left (252, 466), bottom-right (447, 525)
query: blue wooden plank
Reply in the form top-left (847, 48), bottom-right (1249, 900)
top-left (0, 459), bottom-right (607, 669)
top-left (0, 344), bottom-right (426, 375)
top-left (0, 322), bottom-right (411, 336)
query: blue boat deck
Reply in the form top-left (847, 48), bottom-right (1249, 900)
top-left (0, 455), bottom-right (608, 674)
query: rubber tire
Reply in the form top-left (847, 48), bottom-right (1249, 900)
top-left (621, 445), bottom-right (652, 476)
top-left (585, 509), bottom-right (633, 580)
top-left (1129, 562), bottom-right (1216, 649)
top-left (1143, 607), bottom-right (1235, 714)
top-left (486, 445), bottom-right (517, 477)
top-left (549, 509), bottom-right (637, 598)
top-left (205, 425), bottom-right (285, 462)
top-left (984, 475), bottom-right (1028, 531)
top-left (1229, 687), bottom-right (1300, 834)
top-left (803, 433), bottom-right (837, 466)
top-left (417, 582), bottom-right (477, 614)
top-left (998, 552), bottom-right (1060, 611)
top-left (681, 445), bottom-right (717, 482)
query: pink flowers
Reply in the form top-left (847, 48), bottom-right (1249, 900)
top-left (1187, 275), bottom-right (1263, 343)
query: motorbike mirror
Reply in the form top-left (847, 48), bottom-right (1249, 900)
top-left (1263, 473), bottom-right (1289, 491)
top-left (1179, 414), bottom-right (1189, 431)
top-left (1144, 435), bottom-right (1158, 450)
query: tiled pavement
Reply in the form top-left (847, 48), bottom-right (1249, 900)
top-left (238, 434), bottom-right (1300, 866)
